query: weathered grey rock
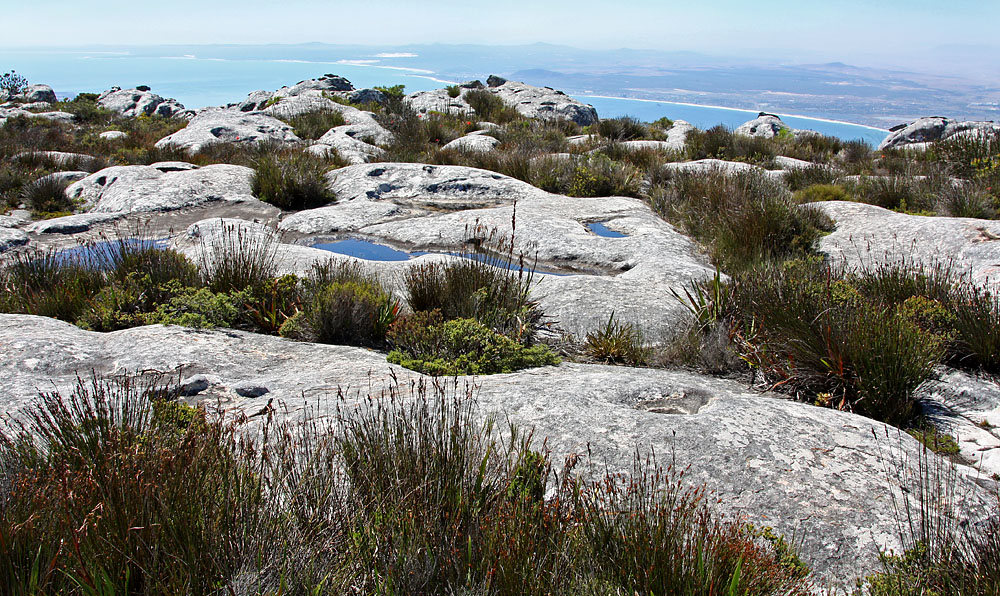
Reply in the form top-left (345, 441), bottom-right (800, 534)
top-left (316, 109), bottom-right (393, 146)
top-left (0, 107), bottom-right (75, 124)
top-left (259, 91), bottom-right (343, 120)
top-left (662, 158), bottom-right (786, 181)
top-left (26, 212), bottom-right (123, 235)
top-left (14, 84), bottom-right (57, 104)
top-left (774, 155), bottom-right (817, 170)
top-left (324, 162), bottom-right (546, 209)
top-left (735, 113), bottom-right (791, 138)
top-left (307, 130), bottom-right (384, 164)
top-left (405, 89), bottom-right (474, 118)
top-left (235, 90), bottom-right (276, 112)
top-left (97, 87), bottom-right (188, 119)
top-left (442, 134), bottom-right (499, 153)
top-left (279, 201), bottom-right (414, 234)
top-left (486, 75), bottom-right (507, 87)
top-left (0, 228), bottom-right (29, 253)
top-left (178, 374), bottom-right (217, 396)
top-left (918, 369), bottom-right (1000, 477)
top-left (148, 161), bottom-right (201, 172)
top-left (0, 215), bottom-right (20, 228)
top-left (99, 130), bottom-right (127, 141)
top-left (278, 74), bottom-right (353, 97)
top-left (566, 134), bottom-right (597, 146)
top-left (0, 312), bottom-right (992, 586)
top-left (36, 171), bottom-right (89, 186)
top-left (489, 80), bottom-right (598, 126)
top-left (811, 201), bottom-right (1000, 286)
top-left (154, 109), bottom-right (300, 153)
top-left (345, 88), bottom-right (385, 105)
top-left (66, 164), bottom-right (258, 213)
top-left (878, 117), bottom-right (1000, 151)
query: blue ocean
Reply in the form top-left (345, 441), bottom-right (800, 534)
top-left (2, 47), bottom-right (887, 146)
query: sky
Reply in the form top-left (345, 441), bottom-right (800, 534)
top-left (4, 0), bottom-right (997, 64)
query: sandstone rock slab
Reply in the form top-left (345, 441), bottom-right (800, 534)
top-left (154, 109), bottom-right (300, 153)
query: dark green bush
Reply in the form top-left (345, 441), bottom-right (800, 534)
top-left (294, 279), bottom-right (399, 346)
top-left (144, 285), bottom-right (247, 329)
top-left (0, 249), bottom-right (104, 321)
top-left (403, 233), bottom-right (542, 342)
top-left (286, 109), bottom-right (346, 140)
top-left (531, 154), bottom-right (642, 198)
top-left (650, 169), bottom-right (833, 272)
top-left (387, 315), bottom-right (559, 375)
top-left (20, 175), bottom-right (74, 215)
top-left (784, 165), bottom-right (839, 191)
top-left (251, 153), bottom-right (336, 210)
top-left (597, 116), bottom-right (647, 142)
top-left (685, 125), bottom-right (777, 166)
top-left (465, 89), bottom-right (521, 124)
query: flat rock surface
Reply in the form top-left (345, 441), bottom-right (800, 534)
top-left (66, 164), bottom-right (259, 213)
top-left (155, 109), bottom-right (300, 153)
top-left (26, 212), bottom-right (124, 235)
top-left (0, 228), bottom-right (29, 253)
top-left (0, 313), bottom-right (991, 587)
top-left (918, 368), bottom-right (1000, 477)
top-left (812, 201), bottom-right (1000, 285)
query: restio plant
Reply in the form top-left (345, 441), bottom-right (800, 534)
top-left (251, 152), bottom-right (337, 210)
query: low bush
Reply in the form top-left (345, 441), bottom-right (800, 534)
top-left (531, 153), bottom-right (642, 198)
top-left (285, 108), bottom-right (346, 140)
top-left (403, 232), bottom-right (543, 342)
top-left (793, 183), bottom-right (852, 204)
top-left (20, 175), bottom-right (74, 215)
top-left (784, 164), bottom-right (839, 191)
top-left (584, 312), bottom-right (648, 365)
top-left (684, 125), bottom-right (777, 166)
top-left (199, 221), bottom-right (281, 294)
top-left (465, 89), bottom-right (521, 124)
top-left (937, 181), bottom-right (998, 219)
top-left (251, 152), bottom-right (336, 210)
top-left (597, 116), bottom-right (648, 142)
top-left (650, 168), bottom-right (833, 272)
top-left (387, 313), bottom-right (559, 375)
top-left (295, 279), bottom-right (398, 346)
top-left (144, 284), bottom-right (247, 329)
top-left (0, 249), bottom-right (104, 321)
top-left (847, 175), bottom-right (934, 213)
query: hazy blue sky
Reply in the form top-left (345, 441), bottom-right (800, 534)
top-left (5, 0), bottom-right (997, 61)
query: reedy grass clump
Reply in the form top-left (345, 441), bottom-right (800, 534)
top-left (19, 175), bottom-right (74, 216)
top-left (464, 89), bottom-right (522, 124)
top-left (596, 116), bottom-right (648, 141)
top-left (199, 221), bottom-right (282, 294)
top-left (285, 108), bottom-right (346, 140)
top-left (251, 152), bottom-right (337, 210)
top-left (650, 168), bottom-right (833, 272)
top-left (584, 312), bottom-right (648, 366)
top-left (0, 372), bottom-right (812, 595)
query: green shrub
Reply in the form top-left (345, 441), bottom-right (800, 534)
top-left (784, 165), bottom-right (839, 191)
top-left (937, 181), bottom-right (998, 219)
top-left (793, 183), bottom-right (852, 204)
top-left (848, 175), bottom-right (932, 213)
top-left (403, 240), bottom-right (542, 342)
top-left (597, 116), bottom-right (647, 142)
top-left (684, 125), bottom-right (777, 166)
top-left (145, 285), bottom-right (246, 328)
top-left (21, 175), bottom-right (74, 215)
top-left (531, 154), bottom-right (642, 198)
top-left (286, 109), bottom-right (346, 140)
top-left (445, 84), bottom-right (461, 98)
top-left (374, 84), bottom-right (406, 99)
top-left (296, 279), bottom-right (399, 346)
top-left (464, 89), bottom-right (521, 124)
top-left (651, 169), bottom-right (833, 272)
top-left (584, 313), bottom-right (648, 365)
top-left (387, 316), bottom-right (559, 375)
top-left (251, 153), bottom-right (336, 210)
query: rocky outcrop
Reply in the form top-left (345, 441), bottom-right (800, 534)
top-left (811, 201), bottom-right (1000, 286)
top-left (918, 369), bottom-right (1000, 477)
top-left (307, 130), bottom-right (385, 164)
top-left (234, 75), bottom-right (385, 114)
top-left (97, 87), bottom-right (189, 119)
top-left (489, 79), bottom-right (598, 126)
top-left (65, 163), bottom-right (258, 213)
top-left (259, 91), bottom-right (343, 120)
top-left (0, 228), bottom-right (29, 253)
top-left (406, 88), bottom-right (475, 118)
top-left (878, 116), bottom-right (1000, 150)
top-left (99, 130), bottom-right (127, 141)
top-left (442, 134), bottom-right (499, 153)
top-left (735, 113), bottom-right (791, 138)
top-left (154, 109), bottom-right (300, 153)
top-left (662, 158), bottom-right (786, 181)
top-left (0, 107), bottom-right (75, 124)
top-left (0, 312), bottom-right (992, 586)
top-left (14, 84), bottom-right (57, 104)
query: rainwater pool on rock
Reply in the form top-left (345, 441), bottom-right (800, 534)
top-left (311, 239), bottom-right (424, 261)
top-left (586, 222), bottom-right (627, 238)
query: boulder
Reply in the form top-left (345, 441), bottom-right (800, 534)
top-left (318, 110), bottom-right (393, 145)
top-left (488, 79), bottom-right (598, 126)
top-left (442, 134), bottom-right (499, 153)
top-left (235, 90), bottom-right (276, 112)
top-left (99, 130), bottom-right (127, 141)
top-left (918, 368), bottom-right (1000, 478)
top-left (405, 89), bottom-right (475, 118)
top-left (0, 107), bottom-right (75, 124)
top-left (811, 201), bottom-right (1000, 286)
top-left (0, 228), bottom-right (28, 253)
top-left (35, 171), bottom-right (89, 186)
top-left (65, 164), bottom-right (258, 213)
top-left (307, 130), bottom-right (384, 164)
top-left (154, 108), bottom-right (300, 153)
top-left (277, 74), bottom-right (353, 97)
top-left (878, 116), bottom-right (1000, 151)
top-left (259, 90), bottom-right (343, 120)
top-left (774, 155), bottom-right (817, 170)
top-left (16, 84), bottom-right (57, 104)
top-left (0, 312), bottom-right (992, 587)
top-left (735, 113), bottom-right (791, 138)
top-left (662, 158), bottom-right (786, 181)
top-left (97, 86), bottom-right (188, 119)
